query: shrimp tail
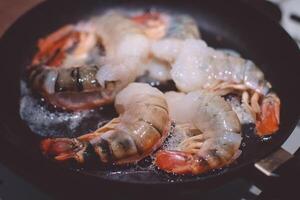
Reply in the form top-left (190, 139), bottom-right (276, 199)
top-left (256, 93), bottom-right (280, 136)
top-left (155, 150), bottom-right (208, 175)
top-left (41, 138), bottom-right (92, 163)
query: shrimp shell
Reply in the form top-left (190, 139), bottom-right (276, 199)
top-left (28, 65), bottom-right (118, 110)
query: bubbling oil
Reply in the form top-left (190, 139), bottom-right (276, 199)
top-left (20, 81), bottom-right (117, 137)
top-left (20, 78), bottom-right (258, 182)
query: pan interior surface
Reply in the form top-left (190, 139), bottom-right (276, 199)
top-left (0, 0), bottom-right (299, 186)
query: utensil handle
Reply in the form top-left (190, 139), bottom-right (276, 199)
top-left (250, 148), bottom-right (300, 199)
top-left (245, 148), bottom-right (300, 200)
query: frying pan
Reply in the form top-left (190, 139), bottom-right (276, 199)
top-left (0, 0), bottom-right (299, 199)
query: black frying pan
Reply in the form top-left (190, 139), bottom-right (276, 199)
top-left (0, 0), bottom-right (299, 199)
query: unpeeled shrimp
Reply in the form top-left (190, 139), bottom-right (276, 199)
top-left (31, 23), bottom-right (101, 69)
top-left (155, 91), bottom-right (242, 175)
top-left (29, 65), bottom-right (118, 111)
top-left (29, 11), bottom-right (152, 111)
top-left (28, 24), bottom-right (111, 110)
top-left (41, 83), bottom-right (170, 165)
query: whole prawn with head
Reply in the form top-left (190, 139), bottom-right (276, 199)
top-left (29, 11), bottom-right (153, 111)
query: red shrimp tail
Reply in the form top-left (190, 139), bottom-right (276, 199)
top-left (41, 138), bottom-right (84, 163)
top-left (155, 150), bottom-right (208, 175)
top-left (256, 93), bottom-right (280, 136)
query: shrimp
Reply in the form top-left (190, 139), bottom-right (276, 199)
top-left (31, 24), bottom-right (101, 68)
top-left (131, 10), bottom-right (200, 40)
top-left (131, 10), bottom-right (200, 82)
top-left (152, 39), bottom-right (270, 94)
top-left (90, 11), bottom-right (153, 87)
top-left (41, 83), bottom-right (171, 165)
top-left (29, 11), bottom-right (151, 111)
top-left (155, 91), bottom-right (242, 175)
top-left (28, 23), bottom-right (112, 110)
top-left (152, 38), bottom-right (280, 135)
top-left (91, 11), bottom-right (150, 66)
top-left (28, 65), bottom-right (119, 111)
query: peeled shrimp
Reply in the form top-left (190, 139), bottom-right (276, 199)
top-left (155, 91), bottom-right (242, 175)
top-left (41, 83), bottom-right (170, 165)
top-left (152, 39), bottom-right (271, 94)
top-left (152, 39), bottom-right (280, 135)
top-left (130, 10), bottom-right (200, 82)
top-left (92, 11), bottom-right (150, 59)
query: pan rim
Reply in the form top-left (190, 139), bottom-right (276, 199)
top-left (0, 0), bottom-right (299, 187)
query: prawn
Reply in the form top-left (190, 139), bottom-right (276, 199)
top-left (152, 39), bottom-right (280, 135)
top-left (31, 23), bottom-right (101, 68)
top-left (29, 11), bottom-right (151, 111)
top-left (28, 65), bottom-right (118, 111)
top-left (28, 23), bottom-right (110, 110)
top-left (91, 11), bottom-right (152, 86)
top-left (131, 10), bottom-right (200, 82)
top-left (155, 91), bottom-right (242, 175)
top-left (41, 83), bottom-right (171, 165)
